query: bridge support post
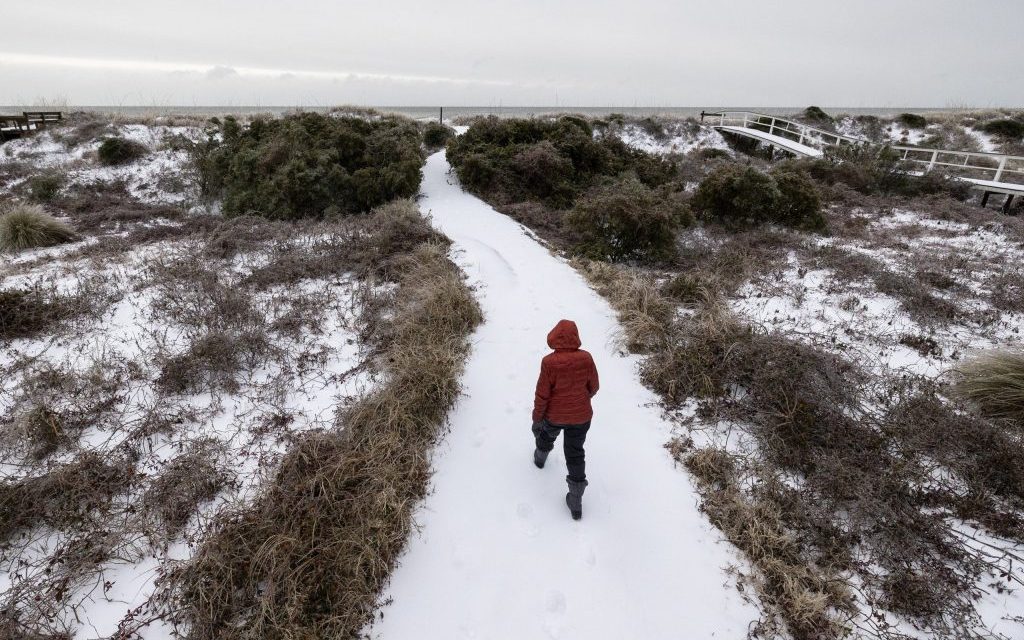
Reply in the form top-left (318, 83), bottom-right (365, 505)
top-left (1004, 195), bottom-right (1015, 215)
top-left (981, 191), bottom-right (991, 207)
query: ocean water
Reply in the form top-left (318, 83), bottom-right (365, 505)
top-left (0, 105), bottom-right (975, 122)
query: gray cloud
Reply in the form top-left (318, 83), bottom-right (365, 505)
top-left (205, 65), bottom-right (238, 80)
top-left (2, 0), bottom-right (1022, 106)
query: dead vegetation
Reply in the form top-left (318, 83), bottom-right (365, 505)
top-left (578, 257), bottom-right (1024, 639)
top-left (0, 203), bottom-right (78, 252)
top-left (954, 351), bottom-right (1024, 425)
top-left (161, 240), bottom-right (482, 638)
top-left (1, 114), bottom-right (481, 639)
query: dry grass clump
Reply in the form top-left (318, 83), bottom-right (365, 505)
top-left (142, 439), bottom-right (230, 538)
top-left (0, 281), bottom-right (103, 342)
top-left (1, 357), bottom-right (132, 460)
top-left (814, 245), bottom-right (959, 324)
top-left (0, 451), bottom-right (137, 636)
top-left (156, 329), bottom-right (272, 394)
top-left (580, 256), bottom-right (1024, 637)
top-left (0, 204), bottom-right (78, 252)
top-left (27, 173), bottom-right (64, 203)
top-left (0, 452), bottom-right (134, 541)
top-left (954, 351), bottom-right (1024, 425)
top-left (0, 287), bottom-right (64, 340)
top-left (242, 199), bottom-right (444, 288)
top-left (162, 238), bottom-right (482, 637)
top-left (681, 447), bottom-right (853, 639)
top-left (577, 258), bottom-right (749, 401)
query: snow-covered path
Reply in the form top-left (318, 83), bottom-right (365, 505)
top-left (370, 152), bottom-right (755, 639)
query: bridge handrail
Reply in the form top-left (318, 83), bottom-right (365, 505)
top-left (701, 110), bottom-right (1024, 186)
top-left (891, 145), bottom-right (1024, 184)
top-left (702, 110), bottom-right (864, 148)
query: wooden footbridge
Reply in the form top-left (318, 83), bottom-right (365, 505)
top-left (0, 111), bottom-right (63, 141)
top-left (702, 111), bottom-right (1024, 212)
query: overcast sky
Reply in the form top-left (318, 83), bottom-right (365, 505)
top-left (2, 0), bottom-right (1022, 107)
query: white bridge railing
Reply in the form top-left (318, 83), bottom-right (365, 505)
top-left (703, 110), bottom-right (1024, 187)
top-left (703, 111), bottom-right (862, 149)
top-left (889, 146), bottom-right (1024, 186)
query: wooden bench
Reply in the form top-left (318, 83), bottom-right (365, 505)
top-left (23, 111), bottom-right (63, 128)
top-left (0, 115), bottom-right (30, 141)
top-left (0, 112), bottom-right (62, 141)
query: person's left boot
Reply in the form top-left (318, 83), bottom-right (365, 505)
top-left (533, 448), bottom-right (549, 469)
top-left (565, 479), bottom-right (588, 520)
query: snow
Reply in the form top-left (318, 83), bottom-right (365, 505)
top-left (0, 124), bottom-right (202, 205)
top-left (730, 208), bottom-right (1024, 380)
top-left (883, 122), bottom-right (930, 145)
top-left (368, 151), bottom-right (756, 639)
top-left (968, 128), bottom-right (1000, 153)
top-left (0, 236), bottom-right (375, 638)
top-left (615, 123), bottom-right (732, 156)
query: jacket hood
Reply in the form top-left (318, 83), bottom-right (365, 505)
top-left (547, 319), bottom-right (582, 351)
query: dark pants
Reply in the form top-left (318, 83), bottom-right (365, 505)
top-left (534, 420), bottom-right (591, 482)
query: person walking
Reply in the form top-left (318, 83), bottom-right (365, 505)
top-left (531, 319), bottom-right (600, 520)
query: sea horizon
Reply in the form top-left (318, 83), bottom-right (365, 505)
top-left (3, 105), bottom-right (1017, 121)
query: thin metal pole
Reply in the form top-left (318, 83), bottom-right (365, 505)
top-left (439, 107), bottom-right (443, 123)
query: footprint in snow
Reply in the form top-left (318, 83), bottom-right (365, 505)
top-left (545, 590), bottom-right (566, 614)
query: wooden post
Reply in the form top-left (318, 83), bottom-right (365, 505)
top-left (981, 191), bottom-right (990, 207)
top-left (994, 157), bottom-right (1007, 182)
top-left (1003, 195), bottom-right (1015, 214)
top-left (439, 107), bottom-right (443, 123)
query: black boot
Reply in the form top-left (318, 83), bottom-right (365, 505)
top-left (533, 448), bottom-right (549, 469)
top-left (565, 479), bottom-right (588, 520)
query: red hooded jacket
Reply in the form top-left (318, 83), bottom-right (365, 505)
top-left (533, 320), bottom-right (600, 425)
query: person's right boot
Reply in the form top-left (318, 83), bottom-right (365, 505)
top-left (565, 479), bottom-right (588, 520)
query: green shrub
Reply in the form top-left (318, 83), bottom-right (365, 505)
top-left (955, 351), bottom-right (1024, 423)
top-left (423, 121), bottom-right (454, 150)
top-left (770, 167), bottom-right (825, 230)
top-left (897, 113), bottom-right (928, 129)
top-left (795, 145), bottom-right (969, 199)
top-left (802, 106), bottom-right (833, 123)
top-left (980, 119), bottom-right (1024, 140)
top-left (0, 204), bottom-right (78, 252)
top-left (27, 174), bottom-right (64, 202)
top-left (510, 141), bottom-right (575, 203)
top-left (567, 174), bottom-right (691, 263)
top-left (98, 137), bottom-right (147, 165)
top-left (693, 147), bottom-right (731, 161)
top-left (447, 115), bottom-right (677, 207)
top-left (194, 112), bottom-right (423, 218)
top-left (692, 164), bottom-right (823, 230)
